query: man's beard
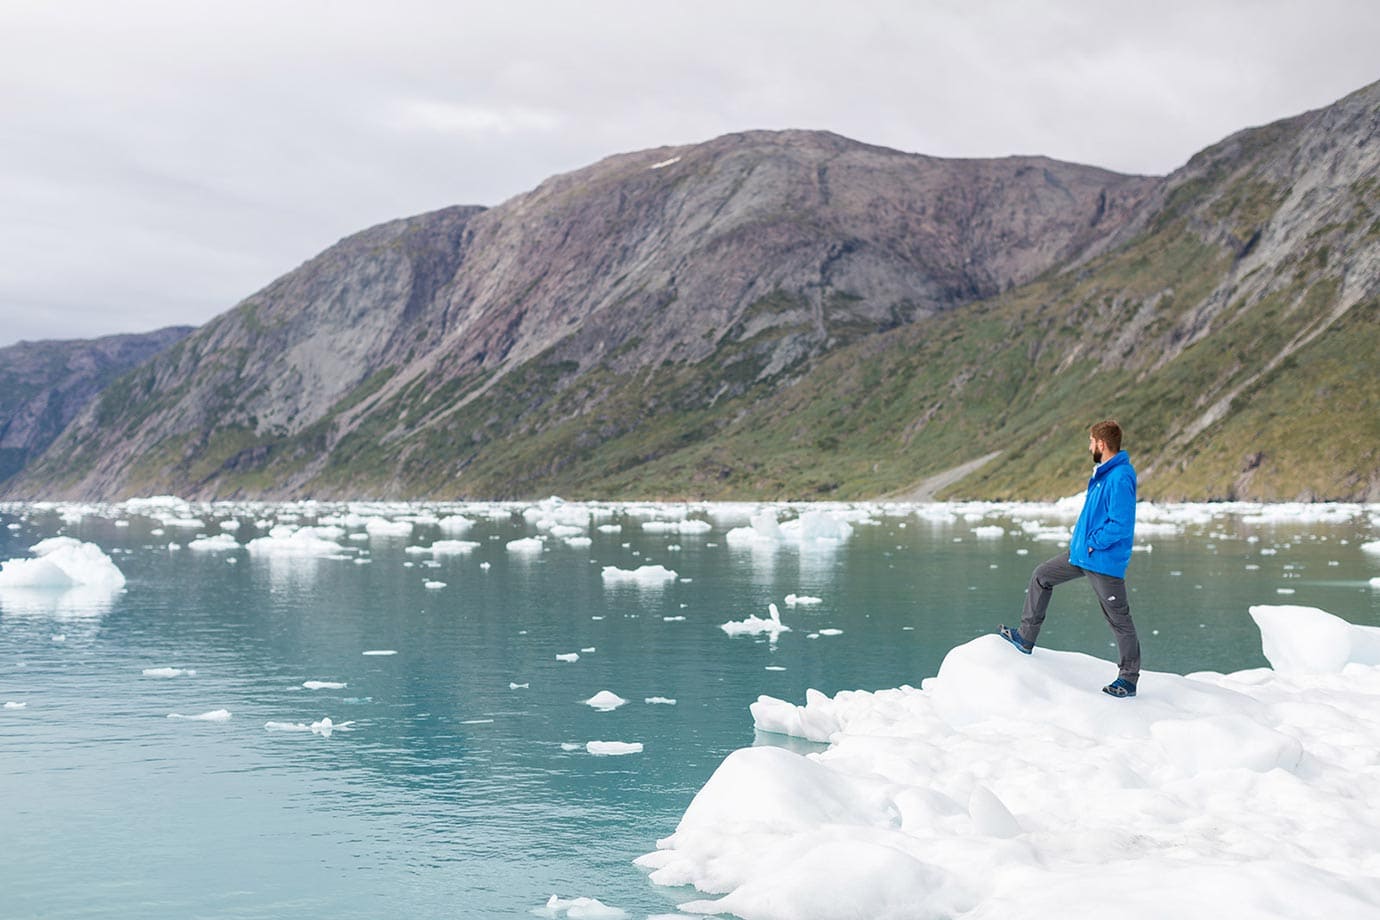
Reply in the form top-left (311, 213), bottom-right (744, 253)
top-left (1091, 450), bottom-right (1103, 465)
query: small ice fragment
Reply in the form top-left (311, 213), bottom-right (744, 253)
top-left (818, 628), bottom-right (843, 636)
top-left (556, 653), bottom-right (580, 663)
top-left (4, 701), bottom-right (26, 710)
top-left (461, 718), bottom-right (495, 725)
top-left (362, 650), bottom-right (398, 656)
top-left (663, 615), bottom-right (687, 622)
top-left (560, 742), bottom-right (583, 751)
top-left (765, 665), bottom-right (786, 671)
top-left (51, 634), bottom-right (66, 642)
top-left (143, 667), bottom-right (196, 678)
top-left (510, 682), bottom-right (530, 689)
top-left (581, 646), bottom-right (596, 653)
top-left (167, 709), bottom-right (231, 722)
top-left (536, 894), bottom-right (630, 919)
top-left (586, 741), bottom-right (643, 756)
top-left (784, 593), bottom-right (823, 606)
top-left (424, 580), bottom-right (447, 589)
top-left (645, 697), bottom-right (677, 705)
top-left (303, 680), bottom-right (346, 690)
top-left (584, 690), bottom-right (627, 711)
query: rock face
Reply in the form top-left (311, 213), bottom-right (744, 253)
top-left (5, 80), bottom-right (1379, 501)
top-left (4, 131), bottom-right (1153, 499)
top-left (0, 327), bottom-right (193, 485)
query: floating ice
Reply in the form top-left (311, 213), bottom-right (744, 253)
top-left (4, 701), bottom-right (27, 710)
top-left (556, 653), bottom-right (580, 663)
top-left (303, 680), bottom-right (346, 690)
top-left (643, 519), bottom-right (713, 535)
top-left (424, 580), bottom-right (447, 589)
top-left (0, 537), bottom-right (126, 616)
top-left (784, 593), bottom-right (822, 606)
top-left (510, 682), bottom-right (530, 690)
top-left (167, 709), bottom-right (231, 722)
top-left (508, 536), bottom-right (546, 554)
top-left (565, 536), bottom-right (593, 549)
top-left (1361, 540), bottom-right (1380, 554)
top-left (818, 628), bottom-right (843, 637)
top-left (437, 515), bottom-right (475, 535)
top-left (721, 603), bottom-right (790, 640)
top-left (601, 564), bottom-right (678, 586)
top-left (584, 691), bottom-right (628, 711)
top-left (245, 525), bottom-right (345, 558)
top-left (1249, 604), bottom-right (1380, 673)
top-left (143, 667), bottom-right (196, 678)
top-left (535, 894), bottom-right (629, 920)
top-left (643, 606), bottom-right (1380, 918)
top-left (972, 525), bottom-right (1005, 538)
top-left (264, 717), bottom-right (352, 736)
top-left (587, 741), bottom-right (643, 756)
top-left (362, 649), bottom-right (398, 656)
top-left (187, 533), bottom-right (240, 553)
top-left (364, 518), bottom-right (414, 538)
top-left (645, 697), bottom-right (677, 705)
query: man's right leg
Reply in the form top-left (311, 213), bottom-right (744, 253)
top-left (1019, 551), bottom-right (1086, 646)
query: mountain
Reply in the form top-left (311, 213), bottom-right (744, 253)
top-left (0, 327), bottom-right (194, 486)
top-left (5, 80), bottom-right (1379, 502)
top-left (2, 131), bottom-right (1153, 500)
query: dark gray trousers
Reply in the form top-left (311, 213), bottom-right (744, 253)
top-left (1020, 551), bottom-right (1140, 683)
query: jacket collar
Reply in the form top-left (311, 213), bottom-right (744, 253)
top-left (1091, 450), bottom-right (1129, 480)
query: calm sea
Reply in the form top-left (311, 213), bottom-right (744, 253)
top-left (2, 501), bottom-right (1377, 919)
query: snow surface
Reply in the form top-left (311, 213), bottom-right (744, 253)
top-left (639, 604), bottom-right (1380, 919)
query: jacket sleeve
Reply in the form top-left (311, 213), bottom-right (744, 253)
top-left (1087, 472), bottom-right (1136, 551)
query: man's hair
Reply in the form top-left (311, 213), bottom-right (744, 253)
top-left (1090, 419), bottom-right (1123, 453)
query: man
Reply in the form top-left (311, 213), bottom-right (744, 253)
top-left (999, 419), bottom-right (1141, 698)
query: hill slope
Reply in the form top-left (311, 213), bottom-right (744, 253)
top-left (5, 132), bottom-right (1153, 499)
top-left (6, 81), bottom-right (1379, 502)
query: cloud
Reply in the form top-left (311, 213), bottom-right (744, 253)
top-left (1, 0), bottom-right (1377, 345)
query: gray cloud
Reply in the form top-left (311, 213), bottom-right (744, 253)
top-left (2, 0), bottom-right (1377, 346)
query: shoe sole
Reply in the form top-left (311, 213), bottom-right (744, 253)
top-left (998, 627), bottom-right (1032, 655)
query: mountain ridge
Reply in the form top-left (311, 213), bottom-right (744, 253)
top-left (5, 79), bottom-right (1378, 502)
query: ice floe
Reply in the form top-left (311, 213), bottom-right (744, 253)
top-left (721, 603), bottom-right (790, 640)
top-left (601, 564), bottom-right (678, 586)
top-left (303, 680), bottom-right (346, 690)
top-left (143, 667), bottom-right (196, 678)
top-left (264, 717), bottom-right (352, 736)
top-left (587, 741), bottom-right (643, 756)
top-left (640, 603), bottom-right (1380, 919)
top-left (187, 533), bottom-right (241, 552)
top-left (0, 537), bottom-right (126, 616)
top-left (245, 525), bottom-right (346, 558)
top-left (167, 709), bottom-right (230, 722)
top-left (584, 691), bottom-right (628, 711)
top-left (534, 894), bottom-right (629, 919)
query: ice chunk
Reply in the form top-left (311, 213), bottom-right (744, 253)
top-left (167, 709), bottom-right (231, 722)
top-left (1249, 605), bottom-right (1380, 674)
top-left (642, 519), bottom-right (713, 534)
top-left (510, 682), bottom-right (530, 690)
top-left (143, 667), bottom-right (196, 678)
top-left (187, 533), bottom-right (240, 552)
top-left (721, 603), bottom-right (790, 640)
top-left (535, 894), bottom-right (629, 920)
top-left (601, 564), bottom-right (678, 586)
top-left (507, 537), bottom-right (545, 554)
top-left (645, 697), bottom-right (677, 705)
top-left (556, 653), bottom-right (580, 663)
top-left (424, 580), bottom-right (447, 589)
top-left (4, 701), bottom-right (27, 710)
top-left (245, 526), bottom-right (344, 558)
top-left (586, 741), bottom-right (642, 756)
top-left (0, 537), bottom-right (126, 590)
top-left (364, 518), bottom-right (414, 538)
top-left (784, 593), bottom-right (823, 606)
top-left (362, 649), bottom-right (398, 656)
top-left (584, 691), bottom-right (627, 711)
top-left (303, 680), bottom-right (346, 690)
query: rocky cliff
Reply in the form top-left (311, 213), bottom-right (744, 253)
top-left (0, 327), bottom-right (193, 486)
top-left (6, 80), bottom-right (1378, 502)
top-left (5, 131), bottom-right (1153, 499)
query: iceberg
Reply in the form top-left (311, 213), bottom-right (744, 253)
top-left (0, 537), bottom-right (126, 616)
top-left (601, 564), bottom-right (678, 587)
top-left (642, 604), bottom-right (1380, 918)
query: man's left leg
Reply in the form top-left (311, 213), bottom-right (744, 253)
top-left (1085, 571), bottom-right (1140, 684)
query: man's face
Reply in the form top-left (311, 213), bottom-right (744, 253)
top-left (1089, 435), bottom-right (1103, 465)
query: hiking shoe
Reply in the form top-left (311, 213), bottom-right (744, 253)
top-left (998, 624), bottom-right (1033, 654)
top-left (1102, 678), bottom-right (1137, 698)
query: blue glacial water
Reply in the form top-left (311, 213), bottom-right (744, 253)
top-left (1, 501), bottom-right (1377, 919)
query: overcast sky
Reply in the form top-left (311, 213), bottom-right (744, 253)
top-left (2, 0), bottom-right (1377, 347)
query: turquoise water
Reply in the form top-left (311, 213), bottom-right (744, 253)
top-left (2, 502), bottom-right (1377, 919)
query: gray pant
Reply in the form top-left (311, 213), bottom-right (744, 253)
top-left (1020, 551), bottom-right (1140, 683)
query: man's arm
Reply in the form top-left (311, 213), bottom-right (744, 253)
top-left (1087, 474), bottom-right (1136, 550)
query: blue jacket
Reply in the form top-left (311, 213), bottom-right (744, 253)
top-left (1068, 450), bottom-right (1137, 578)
